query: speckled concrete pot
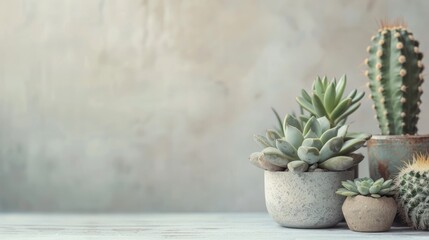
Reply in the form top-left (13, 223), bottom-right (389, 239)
top-left (342, 195), bottom-right (397, 232)
top-left (264, 170), bottom-right (353, 228)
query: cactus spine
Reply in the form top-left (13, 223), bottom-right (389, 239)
top-left (366, 25), bottom-right (424, 135)
top-left (396, 153), bottom-right (429, 230)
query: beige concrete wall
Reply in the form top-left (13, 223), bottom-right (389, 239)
top-left (0, 0), bottom-right (428, 212)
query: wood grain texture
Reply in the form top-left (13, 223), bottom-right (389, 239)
top-left (0, 213), bottom-right (426, 239)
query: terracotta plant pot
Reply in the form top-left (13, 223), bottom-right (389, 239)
top-left (342, 195), bottom-right (397, 232)
top-left (367, 135), bottom-right (429, 179)
top-left (264, 170), bottom-right (353, 228)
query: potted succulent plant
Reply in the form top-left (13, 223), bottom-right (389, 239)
top-left (250, 76), bottom-right (371, 228)
top-left (396, 153), bottom-right (429, 230)
top-left (336, 177), bottom-right (397, 232)
top-left (364, 23), bottom-right (428, 180)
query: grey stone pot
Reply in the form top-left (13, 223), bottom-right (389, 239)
top-left (264, 170), bottom-right (353, 228)
top-left (342, 195), bottom-right (397, 232)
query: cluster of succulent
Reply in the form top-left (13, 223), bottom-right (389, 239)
top-left (336, 177), bottom-right (396, 198)
top-left (365, 25), bottom-right (424, 135)
top-left (396, 153), bottom-right (429, 230)
top-left (250, 76), bottom-right (371, 172)
top-left (251, 114), bottom-right (369, 172)
top-left (296, 75), bottom-right (365, 127)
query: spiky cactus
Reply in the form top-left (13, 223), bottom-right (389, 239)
top-left (250, 114), bottom-right (370, 172)
top-left (396, 153), bottom-right (429, 230)
top-left (296, 75), bottom-right (365, 127)
top-left (366, 24), bottom-right (424, 135)
top-left (336, 177), bottom-right (395, 198)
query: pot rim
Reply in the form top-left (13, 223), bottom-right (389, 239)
top-left (369, 134), bottom-right (429, 140)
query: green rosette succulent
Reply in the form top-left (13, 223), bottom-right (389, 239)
top-left (250, 113), bottom-right (371, 172)
top-left (336, 177), bottom-right (396, 198)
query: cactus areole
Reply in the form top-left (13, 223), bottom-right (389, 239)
top-left (366, 24), bottom-right (424, 135)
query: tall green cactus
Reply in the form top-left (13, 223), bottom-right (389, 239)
top-left (366, 25), bottom-right (424, 135)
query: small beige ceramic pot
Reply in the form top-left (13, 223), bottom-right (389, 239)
top-left (342, 195), bottom-right (397, 232)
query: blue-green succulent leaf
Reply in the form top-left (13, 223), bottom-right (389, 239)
top-left (297, 146), bottom-right (320, 164)
top-left (262, 147), bottom-right (290, 167)
top-left (276, 139), bottom-right (298, 159)
top-left (285, 126), bottom-right (304, 149)
top-left (319, 136), bottom-right (344, 162)
top-left (287, 160), bottom-right (309, 172)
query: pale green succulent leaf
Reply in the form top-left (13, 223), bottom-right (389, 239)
top-left (309, 116), bottom-right (322, 136)
top-left (335, 75), bottom-right (347, 105)
top-left (276, 139), bottom-right (298, 159)
top-left (371, 194), bottom-right (381, 198)
top-left (320, 127), bottom-right (339, 144)
top-left (299, 115), bottom-right (310, 125)
top-left (311, 94), bottom-right (328, 118)
top-left (266, 129), bottom-right (281, 141)
top-left (285, 126), bottom-right (304, 149)
top-left (346, 89), bottom-right (357, 100)
top-left (324, 83), bottom-right (336, 113)
top-left (319, 155), bottom-right (354, 171)
top-left (341, 181), bottom-right (358, 192)
top-left (345, 132), bottom-right (372, 140)
top-left (357, 186), bottom-right (370, 195)
top-left (302, 138), bottom-right (323, 150)
top-left (313, 76), bottom-right (324, 98)
top-left (319, 136), bottom-right (344, 162)
top-left (317, 117), bottom-right (331, 133)
top-left (351, 91), bottom-right (365, 104)
top-left (249, 152), bottom-right (284, 171)
top-left (287, 160), bottom-right (309, 172)
top-left (296, 96), bottom-right (318, 116)
top-left (297, 146), bottom-right (320, 164)
top-left (338, 138), bottom-right (365, 155)
top-left (369, 184), bottom-right (382, 194)
top-left (379, 187), bottom-right (396, 195)
top-left (262, 147), bottom-right (290, 167)
top-left (303, 116), bottom-right (316, 135)
top-left (382, 179), bottom-right (393, 188)
top-left (357, 177), bottom-right (374, 185)
top-left (373, 178), bottom-right (385, 186)
top-left (335, 102), bottom-right (361, 125)
top-left (336, 188), bottom-right (358, 197)
top-left (272, 108), bottom-right (285, 136)
top-left (253, 135), bottom-right (273, 148)
top-left (330, 98), bottom-right (351, 121)
top-left (304, 130), bottom-right (318, 139)
top-left (283, 114), bottom-right (302, 133)
top-left (301, 89), bottom-right (312, 103)
top-left (337, 125), bottom-right (348, 138)
top-left (321, 76), bottom-right (329, 88)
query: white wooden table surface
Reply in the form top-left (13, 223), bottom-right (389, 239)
top-left (0, 213), bottom-right (427, 239)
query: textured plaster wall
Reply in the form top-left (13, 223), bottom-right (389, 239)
top-left (0, 0), bottom-right (428, 212)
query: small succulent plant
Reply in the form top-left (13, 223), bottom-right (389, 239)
top-left (296, 75), bottom-right (365, 127)
top-left (250, 113), bottom-right (371, 172)
top-left (365, 23), bottom-right (424, 135)
top-left (336, 177), bottom-right (396, 198)
top-left (396, 153), bottom-right (429, 230)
